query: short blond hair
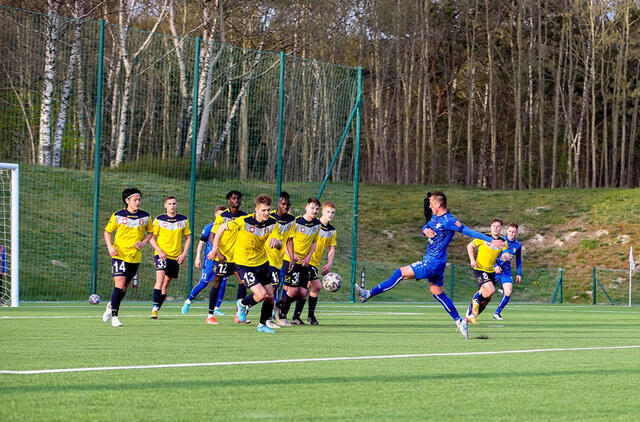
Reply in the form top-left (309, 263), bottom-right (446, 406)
top-left (323, 201), bottom-right (336, 209)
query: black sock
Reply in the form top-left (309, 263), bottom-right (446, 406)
top-left (111, 287), bottom-right (125, 316)
top-left (159, 293), bottom-right (167, 310)
top-left (242, 293), bottom-right (258, 308)
top-left (153, 289), bottom-right (161, 308)
top-left (260, 300), bottom-right (273, 325)
top-left (236, 283), bottom-right (247, 300)
top-left (280, 294), bottom-right (294, 317)
top-left (208, 284), bottom-right (220, 314)
top-left (308, 295), bottom-right (318, 318)
top-left (293, 297), bottom-right (306, 319)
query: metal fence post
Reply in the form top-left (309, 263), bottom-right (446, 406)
top-left (350, 66), bottom-right (362, 303)
top-left (276, 52), bottom-right (285, 197)
top-left (90, 20), bottom-right (105, 296)
top-left (187, 38), bottom-right (201, 294)
top-left (593, 267), bottom-right (597, 305)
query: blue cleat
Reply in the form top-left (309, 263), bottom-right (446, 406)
top-left (257, 323), bottom-right (276, 333)
top-left (214, 308), bottom-right (225, 316)
top-left (236, 299), bottom-right (247, 323)
top-left (181, 300), bottom-right (190, 314)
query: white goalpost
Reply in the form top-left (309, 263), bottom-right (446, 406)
top-left (0, 163), bottom-right (19, 307)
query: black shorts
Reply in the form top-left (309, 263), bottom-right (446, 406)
top-left (269, 266), bottom-right (283, 287)
top-left (111, 258), bottom-right (139, 283)
top-left (213, 260), bottom-right (236, 277)
top-left (155, 256), bottom-right (180, 279)
top-left (283, 263), bottom-right (317, 288)
top-left (474, 269), bottom-right (496, 287)
top-left (235, 263), bottom-right (275, 288)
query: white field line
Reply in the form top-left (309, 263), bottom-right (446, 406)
top-left (2, 345), bottom-right (639, 375)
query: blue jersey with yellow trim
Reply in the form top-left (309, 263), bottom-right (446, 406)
top-left (496, 238), bottom-right (522, 275)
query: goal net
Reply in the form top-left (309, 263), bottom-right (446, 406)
top-left (0, 163), bottom-right (18, 307)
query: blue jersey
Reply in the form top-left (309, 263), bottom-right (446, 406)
top-left (496, 238), bottom-right (522, 276)
top-left (200, 221), bottom-right (215, 257)
top-left (422, 212), bottom-right (488, 263)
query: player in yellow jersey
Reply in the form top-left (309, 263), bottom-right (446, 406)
top-left (102, 188), bottom-right (153, 327)
top-left (265, 191), bottom-right (296, 327)
top-left (275, 198), bottom-right (321, 326)
top-left (207, 194), bottom-right (282, 333)
top-left (148, 196), bottom-right (192, 319)
top-left (296, 201), bottom-right (337, 325)
top-left (465, 218), bottom-right (511, 324)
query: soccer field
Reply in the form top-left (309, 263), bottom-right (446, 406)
top-left (1, 302), bottom-right (639, 421)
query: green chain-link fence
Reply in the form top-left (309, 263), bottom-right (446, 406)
top-left (0, 6), bottom-right (361, 302)
top-left (592, 268), bottom-right (640, 305)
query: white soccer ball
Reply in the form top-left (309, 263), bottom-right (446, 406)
top-left (322, 272), bottom-right (342, 292)
top-left (88, 294), bottom-right (101, 304)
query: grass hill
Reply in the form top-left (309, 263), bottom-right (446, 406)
top-left (13, 164), bottom-right (640, 303)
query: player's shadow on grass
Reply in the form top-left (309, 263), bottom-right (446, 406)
top-left (6, 367), bottom-right (640, 394)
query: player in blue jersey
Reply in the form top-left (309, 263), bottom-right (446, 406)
top-left (355, 192), bottom-right (505, 339)
top-left (181, 205), bottom-right (227, 321)
top-left (492, 223), bottom-right (522, 320)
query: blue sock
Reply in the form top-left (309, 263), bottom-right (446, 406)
top-left (188, 280), bottom-right (209, 301)
top-left (495, 295), bottom-right (510, 314)
top-left (216, 278), bottom-right (227, 308)
top-left (370, 269), bottom-right (403, 297)
top-left (433, 292), bottom-right (460, 321)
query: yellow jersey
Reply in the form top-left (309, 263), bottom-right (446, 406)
top-left (266, 210), bottom-right (296, 268)
top-left (212, 208), bottom-right (247, 262)
top-left (105, 209), bottom-right (153, 263)
top-left (153, 213), bottom-right (191, 260)
top-left (310, 222), bottom-right (337, 268)
top-left (472, 237), bottom-right (507, 273)
top-left (291, 215), bottom-right (321, 259)
top-left (228, 214), bottom-right (280, 267)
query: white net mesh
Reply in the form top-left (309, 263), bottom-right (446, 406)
top-left (0, 168), bottom-right (11, 306)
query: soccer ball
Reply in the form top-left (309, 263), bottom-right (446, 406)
top-left (88, 294), bottom-right (101, 304)
top-left (322, 272), bottom-right (342, 292)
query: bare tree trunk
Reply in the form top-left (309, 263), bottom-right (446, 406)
top-left (619, 3), bottom-right (629, 185)
top-left (446, 79), bottom-right (455, 183)
top-left (485, 0), bottom-right (497, 188)
top-left (513, 2), bottom-right (523, 189)
top-left (589, 0), bottom-right (597, 187)
top-left (551, 20), bottom-right (566, 188)
top-left (38, 0), bottom-right (63, 166)
top-left (537, 0), bottom-right (545, 188)
top-left (168, 1), bottom-right (192, 157)
top-left (52, 0), bottom-right (85, 167)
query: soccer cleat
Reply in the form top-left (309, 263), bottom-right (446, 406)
top-left (181, 300), bottom-right (190, 314)
top-left (355, 285), bottom-right (370, 303)
top-left (307, 315), bottom-right (319, 325)
top-left (102, 302), bottom-right (112, 323)
top-left (276, 314), bottom-right (291, 326)
top-left (456, 317), bottom-right (469, 340)
top-left (150, 309), bottom-right (158, 319)
top-left (291, 317), bottom-right (305, 325)
top-left (493, 313), bottom-right (503, 320)
top-left (235, 299), bottom-right (247, 323)
top-left (111, 316), bottom-right (123, 327)
top-left (213, 308), bottom-right (225, 316)
top-left (257, 323), bottom-right (276, 334)
top-left (266, 319), bottom-right (280, 329)
top-left (206, 316), bottom-right (219, 325)
top-left (467, 315), bottom-right (478, 325)
top-left (471, 299), bottom-right (480, 317)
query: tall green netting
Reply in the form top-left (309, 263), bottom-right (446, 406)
top-left (593, 268), bottom-right (639, 305)
top-left (0, 6), bottom-right (360, 302)
top-left (358, 261), bottom-right (563, 304)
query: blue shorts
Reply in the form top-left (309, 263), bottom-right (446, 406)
top-left (410, 259), bottom-right (445, 286)
top-left (496, 273), bottom-right (513, 285)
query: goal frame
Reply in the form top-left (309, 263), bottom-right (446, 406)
top-left (0, 163), bottom-right (19, 307)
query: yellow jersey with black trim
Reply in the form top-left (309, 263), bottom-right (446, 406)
top-left (310, 222), bottom-right (337, 268)
top-left (228, 214), bottom-right (280, 267)
top-left (153, 213), bottom-right (191, 260)
top-left (266, 210), bottom-right (296, 269)
top-left (212, 208), bottom-right (247, 262)
top-left (473, 236), bottom-right (507, 273)
top-left (291, 216), bottom-right (321, 258)
top-left (105, 209), bottom-right (153, 263)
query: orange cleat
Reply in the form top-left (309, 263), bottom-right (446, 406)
top-left (206, 316), bottom-right (219, 325)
